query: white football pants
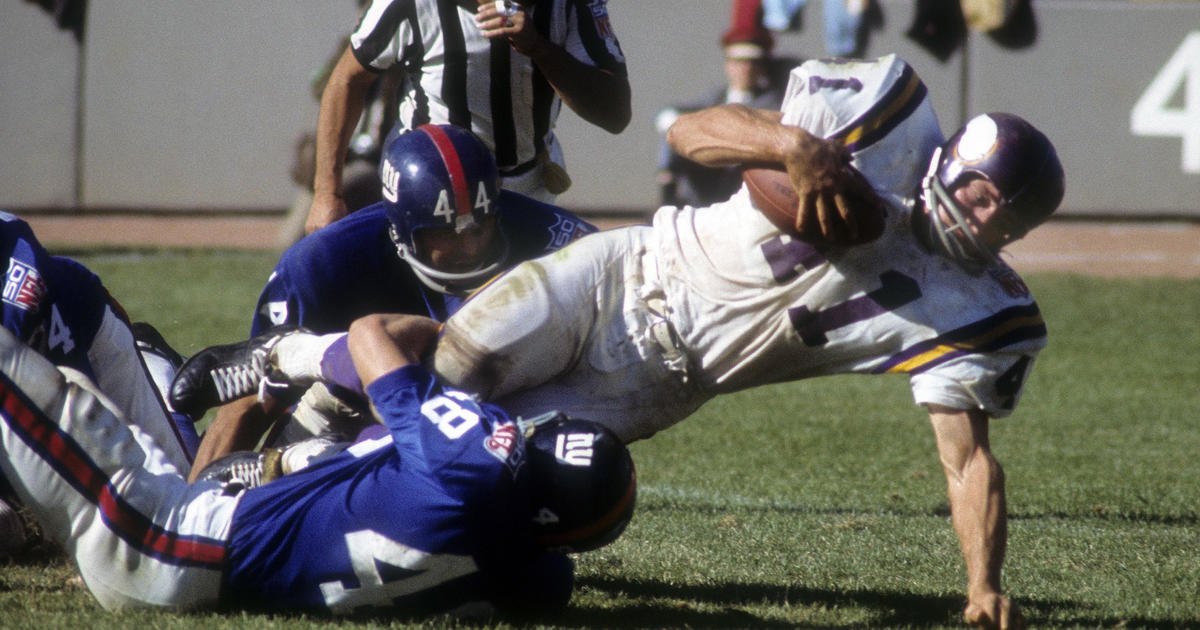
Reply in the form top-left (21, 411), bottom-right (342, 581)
top-left (434, 227), bottom-right (708, 442)
top-left (89, 306), bottom-right (193, 470)
top-left (0, 327), bottom-right (239, 610)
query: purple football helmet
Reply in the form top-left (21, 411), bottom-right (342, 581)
top-left (919, 113), bottom-right (1064, 266)
top-left (379, 123), bottom-right (507, 294)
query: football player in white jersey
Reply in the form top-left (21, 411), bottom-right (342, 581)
top-left (429, 54), bottom-right (1060, 629)
top-left (176, 54), bottom-right (1058, 629)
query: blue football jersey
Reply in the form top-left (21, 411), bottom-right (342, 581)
top-left (0, 211), bottom-right (112, 378)
top-left (223, 366), bottom-right (573, 614)
top-left (250, 192), bottom-right (595, 335)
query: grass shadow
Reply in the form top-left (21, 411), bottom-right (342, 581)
top-left (569, 575), bottom-right (1196, 630)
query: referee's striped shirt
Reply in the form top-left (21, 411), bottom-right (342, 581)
top-left (351, 0), bottom-right (627, 175)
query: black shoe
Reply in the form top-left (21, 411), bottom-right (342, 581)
top-left (169, 326), bottom-right (302, 418)
top-left (193, 450), bottom-right (284, 490)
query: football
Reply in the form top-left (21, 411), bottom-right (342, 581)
top-left (743, 164), bottom-right (887, 246)
top-left (742, 166), bottom-right (806, 237)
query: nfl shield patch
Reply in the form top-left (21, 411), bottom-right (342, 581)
top-left (3, 258), bottom-right (46, 311)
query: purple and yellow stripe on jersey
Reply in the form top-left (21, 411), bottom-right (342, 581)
top-left (0, 374), bottom-right (227, 567)
top-left (832, 63), bottom-right (928, 154)
top-left (874, 303), bottom-right (1046, 375)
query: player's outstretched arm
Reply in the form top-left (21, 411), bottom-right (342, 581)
top-left (667, 104), bottom-right (794, 168)
top-left (668, 104), bottom-right (855, 200)
top-left (927, 405), bottom-right (1025, 630)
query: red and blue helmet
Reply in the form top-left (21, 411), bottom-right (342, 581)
top-left (919, 112), bottom-right (1064, 266)
top-left (379, 123), bottom-right (506, 293)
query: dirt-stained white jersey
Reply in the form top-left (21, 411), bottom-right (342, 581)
top-left (652, 55), bottom-right (1046, 417)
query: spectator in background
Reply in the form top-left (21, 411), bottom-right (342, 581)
top-left (305, 0), bottom-right (631, 234)
top-left (654, 22), bottom-right (786, 208)
top-left (760, 0), bottom-right (870, 58)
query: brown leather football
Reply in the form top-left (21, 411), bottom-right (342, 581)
top-left (742, 164), bottom-right (886, 245)
top-left (742, 166), bottom-right (804, 236)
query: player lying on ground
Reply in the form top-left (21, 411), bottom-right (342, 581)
top-left (0, 313), bottom-right (635, 614)
top-left (431, 54), bottom-right (1057, 630)
top-left (188, 123), bottom-right (594, 481)
top-left (0, 210), bottom-right (196, 558)
top-left (175, 53), bottom-right (1059, 630)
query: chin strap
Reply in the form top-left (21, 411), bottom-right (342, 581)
top-left (389, 224), bottom-right (511, 296)
top-left (516, 410), bottom-right (568, 437)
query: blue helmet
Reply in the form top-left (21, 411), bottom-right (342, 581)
top-left (379, 124), bottom-right (507, 294)
top-left (920, 113), bottom-right (1064, 266)
top-left (520, 413), bottom-right (637, 553)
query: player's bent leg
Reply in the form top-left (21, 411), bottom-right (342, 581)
top-left (88, 307), bottom-right (193, 471)
top-left (132, 321), bottom-right (202, 458)
top-left (0, 328), bottom-right (236, 610)
top-left (493, 236), bottom-right (711, 441)
top-left (434, 229), bottom-right (626, 400)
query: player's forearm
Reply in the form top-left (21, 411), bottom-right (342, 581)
top-left (524, 39), bottom-right (630, 134)
top-left (188, 396), bottom-right (277, 482)
top-left (312, 50), bottom-right (373, 197)
top-left (347, 314), bottom-right (441, 386)
top-left (667, 104), bottom-right (799, 168)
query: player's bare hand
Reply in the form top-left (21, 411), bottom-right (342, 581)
top-left (475, 1), bottom-right (533, 49)
top-left (785, 132), bottom-right (885, 245)
top-left (964, 592), bottom-right (1025, 630)
top-left (307, 191), bottom-right (349, 235)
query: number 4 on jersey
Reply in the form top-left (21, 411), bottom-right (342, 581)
top-left (49, 305), bottom-right (75, 354)
top-left (319, 530), bottom-right (477, 613)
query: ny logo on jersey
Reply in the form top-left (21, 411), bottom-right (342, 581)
top-left (554, 433), bottom-right (596, 466)
top-left (3, 258), bottom-right (45, 311)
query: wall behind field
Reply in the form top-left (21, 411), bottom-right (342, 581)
top-left (1, 0), bottom-right (1197, 217)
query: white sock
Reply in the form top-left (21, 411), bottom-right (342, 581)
top-left (273, 332), bottom-right (345, 383)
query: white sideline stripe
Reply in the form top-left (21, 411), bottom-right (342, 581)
top-left (641, 485), bottom-right (829, 513)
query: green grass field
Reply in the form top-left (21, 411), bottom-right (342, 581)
top-left (2, 248), bottom-right (1198, 629)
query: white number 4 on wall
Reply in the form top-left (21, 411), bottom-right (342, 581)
top-left (1130, 32), bottom-right (1200, 174)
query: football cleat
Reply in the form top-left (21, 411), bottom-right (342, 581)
top-left (169, 325), bottom-right (303, 418)
top-left (193, 450), bottom-right (283, 491)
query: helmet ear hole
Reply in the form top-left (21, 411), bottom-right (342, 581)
top-left (524, 418), bottom-right (636, 553)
